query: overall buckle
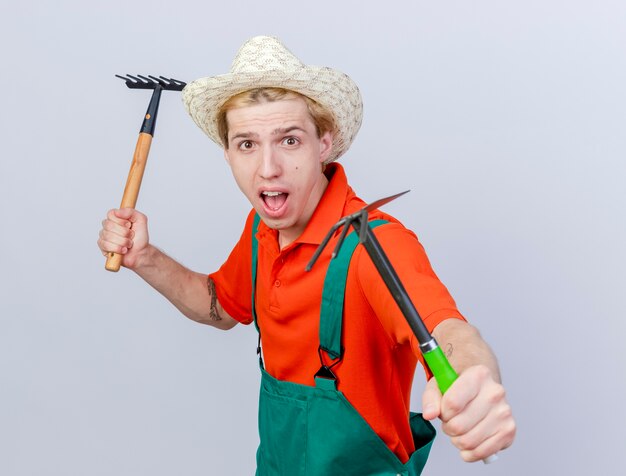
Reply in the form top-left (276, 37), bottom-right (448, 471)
top-left (314, 346), bottom-right (342, 381)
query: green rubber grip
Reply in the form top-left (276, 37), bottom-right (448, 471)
top-left (423, 346), bottom-right (458, 394)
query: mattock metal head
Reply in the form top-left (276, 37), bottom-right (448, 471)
top-left (115, 74), bottom-right (186, 91)
top-left (305, 190), bottom-right (410, 272)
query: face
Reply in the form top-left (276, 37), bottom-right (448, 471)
top-left (224, 97), bottom-right (333, 247)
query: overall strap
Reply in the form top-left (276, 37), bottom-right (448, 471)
top-left (251, 213), bottom-right (261, 331)
top-left (319, 220), bottom-right (388, 360)
top-left (251, 214), bottom-right (262, 366)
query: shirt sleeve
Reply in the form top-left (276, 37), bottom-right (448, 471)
top-left (354, 222), bottom-right (466, 359)
top-left (208, 210), bottom-right (256, 325)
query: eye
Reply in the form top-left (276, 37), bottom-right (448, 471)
top-left (282, 137), bottom-right (299, 146)
top-left (238, 140), bottom-right (254, 150)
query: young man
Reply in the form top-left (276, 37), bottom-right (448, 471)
top-left (98, 36), bottom-right (515, 475)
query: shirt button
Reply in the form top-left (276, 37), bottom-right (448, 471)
top-left (274, 280), bottom-right (281, 287)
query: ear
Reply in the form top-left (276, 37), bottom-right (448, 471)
top-left (223, 148), bottom-right (231, 165)
top-left (318, 131), bottom-right (334, 164)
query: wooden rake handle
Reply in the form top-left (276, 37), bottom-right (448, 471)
top-left (105, 132), bottom-right (153, 272)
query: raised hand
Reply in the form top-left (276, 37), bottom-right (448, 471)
top-left (98, 208), bottom-right (149, 270)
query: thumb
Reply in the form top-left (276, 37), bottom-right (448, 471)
top-left (115, 207), bottom-right (146, 224)
top-left (114, 207), bottom-right (136, 220)
top-left (422, 377), bottom-right (443, 421)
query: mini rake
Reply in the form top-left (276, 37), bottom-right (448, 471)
top-left (105, 75), bottom-right (186, 272)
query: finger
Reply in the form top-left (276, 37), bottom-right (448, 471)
top-left (107, 209), bottom-right (132, 228)
top-left (97, 237), bottom-right (127, 255)
top-left (102, 217), bottom-right (135, 239)
top-left (446, 396), bottom-right (515, 460)
top-left (446, 400), bottom-right (499, 449)
top-left (421, 377), bottom-right (442, 421)
top-left (458, 413), bottom-right (516, 462)
top-left (440, 365), bottom-right (490, 421)
top-left (116, 207), bottom-right (147, 226)
top-left (446, 374), bottom-right (507, 434)
top-left (442, 384), bottom-right (499, 436)
top-left (98, 238), bottom-right (128, 255)
top-left (98, 229), bottom-right (133, 253)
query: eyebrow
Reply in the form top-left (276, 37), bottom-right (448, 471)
top-left (230, 126), bottom-right (306, 142)
top-left (230, 131), bottom-right (259, 141)
top-left (272, 126), bottom-right (305, 135)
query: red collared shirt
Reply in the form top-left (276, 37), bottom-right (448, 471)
top-left (211, 163), bottom-right (464, 462)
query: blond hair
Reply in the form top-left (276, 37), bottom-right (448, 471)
top-left (217, 88), bottom-right (336, 148)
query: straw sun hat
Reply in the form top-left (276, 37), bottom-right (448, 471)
top-left (182, 36), bottom-right (363, 163)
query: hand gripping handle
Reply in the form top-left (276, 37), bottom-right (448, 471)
top-left (105, 132), bottom-right (152, 272)
top-left (423, 346), bottom-right (498, 464)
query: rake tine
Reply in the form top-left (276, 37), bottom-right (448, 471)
top-left (160, 75), bottom-right (181, 84)
top-left (115, 74), bottom-right (141, 86)
top-left (116, 74), bottom-right (147, 88)
top-left (137, 74), bottom-right (157, 84)
top-left (116, 73), bottom-right (186, 90)
top-left (147, 75), bottom-right (168, 87)
top-left (127, 74), bottom-right (154, 88)
top-left (158, 76), bottom-right (187, 90)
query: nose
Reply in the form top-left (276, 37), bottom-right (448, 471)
top-left (259, 145), bottom-right (282, 179)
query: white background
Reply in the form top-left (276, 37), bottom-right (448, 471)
top-left (1, 1), bottom-right (624, 474)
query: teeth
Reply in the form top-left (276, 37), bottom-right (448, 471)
top-left (262, 191), bottom-right (283, 196)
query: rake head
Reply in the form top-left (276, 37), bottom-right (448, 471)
top-left (115, 74), bottom-right (186, 91)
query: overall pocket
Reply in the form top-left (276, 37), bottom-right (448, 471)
top-left (257, 389), bottom-right (308, 476)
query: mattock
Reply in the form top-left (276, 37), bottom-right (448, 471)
top-left (105, 75), bottom-right (186, 272)
top-left (307, 191), bottom-right (498, 464)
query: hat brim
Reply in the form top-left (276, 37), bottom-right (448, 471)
top-left (182, 66), bottom-right (363, 163)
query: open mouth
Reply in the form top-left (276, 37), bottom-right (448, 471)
top-left (261, 191), bottom-right (288, 211)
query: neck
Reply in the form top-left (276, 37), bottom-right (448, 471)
top-left (278, 231), bottom-right (296, 250)
top-left (277, 173), bottom-right (329, 249)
